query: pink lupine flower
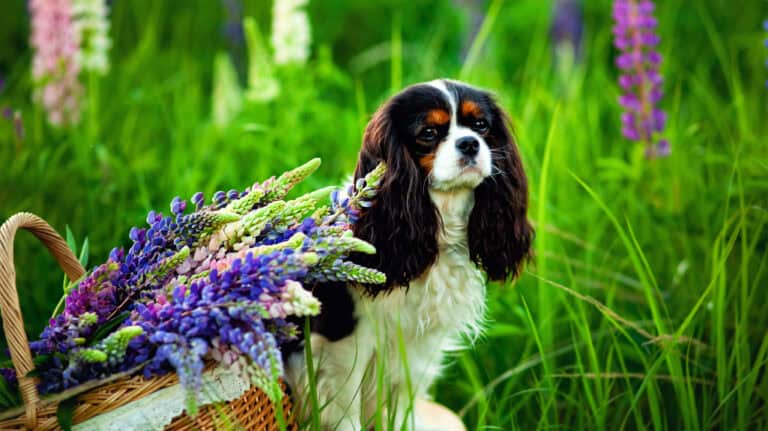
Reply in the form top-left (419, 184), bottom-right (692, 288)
top-left (29, 0), bottom-right (83, 126)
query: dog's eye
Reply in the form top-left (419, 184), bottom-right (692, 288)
top-left (418, 127), bottom-right (439, 142)
top-left (472, 119), bottom-right (489, 134)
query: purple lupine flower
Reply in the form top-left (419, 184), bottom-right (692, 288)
top-left (612, 0), bottom-right (669, 157)
top-left (23, 159), bottom-right (386, 409)
top-left (221, 0), bottom-right (246, 83)
top-left (764, 19), bottom-right (768, 88)
top-left (0, 367), bottom-right (17, 386)
top-left (551, 0), bottom-right (583, 60)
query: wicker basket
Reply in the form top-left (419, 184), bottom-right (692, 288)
top-left (0, 212), bottom-right (296, 430)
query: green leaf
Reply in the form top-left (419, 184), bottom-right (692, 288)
top-left (57, 397), bottom-right (76, 431)
top-left (65, 225), bottom-right (77, 256)
top-left (34, 354), bottom-right (51, 366)
top-left (86, 312), bottom-right (130, 346)
top-left (79, 237), bottom-right (89, 268)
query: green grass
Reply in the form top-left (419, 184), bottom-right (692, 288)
top-left (1, 0), bottom-right (767, 429)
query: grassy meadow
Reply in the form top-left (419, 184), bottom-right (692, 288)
top-left (1, 0), bottom-right (767, 429)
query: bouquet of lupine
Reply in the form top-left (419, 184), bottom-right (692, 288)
top-left (0, 159), bottom-right (385, 414)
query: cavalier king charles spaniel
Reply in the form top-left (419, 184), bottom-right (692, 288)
top-left (285, 79), bottom-right (533, 430)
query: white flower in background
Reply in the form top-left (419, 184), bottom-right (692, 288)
top-left (270, 0), bottom-right (311, 65)
top-left (244, 17), bottom-right (280, 102)
top-left (72, 0), bottom-right (112, 74)
top-left (212, 51), bottom-right (243, 126)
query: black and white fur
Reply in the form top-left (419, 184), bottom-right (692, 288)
top-left (285, 79), bottom-right (533, 430)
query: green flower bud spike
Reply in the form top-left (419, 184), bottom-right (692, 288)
top-left (144, 246), bottom-right (190, 284)
top-left (301, 252), bottom-right (320, 266)
top-left (302, 186), bottom-right (336, 205)
top-left (186, 211), bottom-right (241, 246)
top-left (248, 232), bottom-right (307, 257)
top-left (352, 161), bottom-right (386, 203)
top-left (99, 326), bottom-right (144, 365)
top-left (315, 235), bottom-right (377, 256)
top-left (74, 348), bottom-right (108, 363)
top-left (274, 197), bottom-right (318, 229)
top-left (311, 206), bottom-right (330, 221)
top-left (225, 187), bottom-right (266, 215)
top-left (263, 158), bottom-right (322, 202)
top-left (78, 312), bottom-right (98, 328)
top-left (315, 261), bottom-right (387, 284)
top-left (239, 200), bottom-right (287, 237)
top-left (340, 262), bottom-right (387, 284)
top-left (206, 211), bottom-right (242, 230)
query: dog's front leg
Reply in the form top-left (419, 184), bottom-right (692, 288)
top-left (287, 331), bottom-right (374, 431)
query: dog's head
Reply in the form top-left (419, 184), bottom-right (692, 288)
top-left (353, 79), bottom-right (533, 293)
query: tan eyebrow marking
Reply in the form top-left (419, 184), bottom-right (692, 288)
top-left (425, 109), bottom-right (450, 126)
top-left (461, 100), bottom-right (483, 118)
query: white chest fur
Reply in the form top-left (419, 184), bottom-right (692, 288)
top-left (363, 188), bottom-right (487, 344)
top-left (354, 187), bottom-right (487, 411)
top-left (286, 188), bottom-right (487, 430)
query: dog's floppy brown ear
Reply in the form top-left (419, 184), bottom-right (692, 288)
top-left (351, 104), bottom-right (440, 294)
top-left (468, 98), bottom-right (533, 281)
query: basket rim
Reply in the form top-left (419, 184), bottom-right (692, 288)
top-left (0, 360), bottom-right (292, 429)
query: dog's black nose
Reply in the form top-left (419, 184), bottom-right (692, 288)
top-left (456, 137), bottom-right (479, 157)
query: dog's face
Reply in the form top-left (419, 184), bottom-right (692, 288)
top-left (352, 80), bottom-right (533, 292)
top-left (385, 80), bottom-right (498, 191)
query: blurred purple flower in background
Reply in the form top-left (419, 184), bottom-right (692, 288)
top-left (763, 19), bottom-right (767, 88)
top-left (612, 0), bottom-right (669, 158)
top-left (551, 0), bottom-right (583, 61)
top-left (453, 0), bottom-right (484, 61)
top-left (221, 0), bottom-right (246, 83)
top-left (29, 0), bottom-right (83, 126)
top-left (1, 75), bottom-right (24, 140)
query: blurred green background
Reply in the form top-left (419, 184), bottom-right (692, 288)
top-left (1, 0), bottom-right (767, 429)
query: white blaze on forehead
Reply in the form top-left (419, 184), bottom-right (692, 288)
top-left (427, 79), bottom-right (457, 121)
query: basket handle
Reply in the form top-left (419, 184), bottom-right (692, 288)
top-left (0, 212), bottom-right (85, 428)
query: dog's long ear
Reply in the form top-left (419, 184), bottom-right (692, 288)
top-left (468, 100), bottom-right (533, 281)
top-left (351, 104), bottom-right (439, 294)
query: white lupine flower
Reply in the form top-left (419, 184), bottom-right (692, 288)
top-left (283, 280), bottom-right (320, 316)
top-left (72, 0), bottom-right (111, 74)
top-left (270, 0), bottom-right (311, 65)
top-left (212, 52), bottom-right (243, 127)
top-left (243, 17), bottom-right (280, 102)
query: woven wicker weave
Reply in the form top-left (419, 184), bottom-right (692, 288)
top-left (0, 212), bottom-right (296, 430)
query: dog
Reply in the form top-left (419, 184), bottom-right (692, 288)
top-left (285, 79), bottom-right (533, 430)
